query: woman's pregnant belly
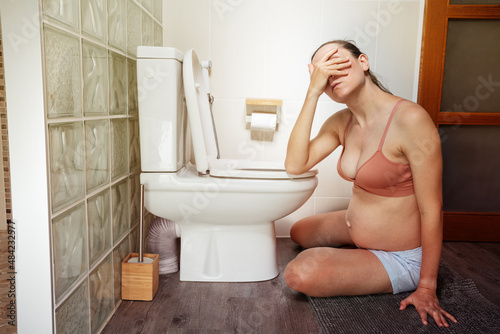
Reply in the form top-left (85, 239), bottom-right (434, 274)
top-left (345, 187), bottom-right (422, 251)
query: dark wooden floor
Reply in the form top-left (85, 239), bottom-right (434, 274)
top-left (102, 239), bottom-right (500, 334)
top-left (441, 241), bottom-right (500, 305)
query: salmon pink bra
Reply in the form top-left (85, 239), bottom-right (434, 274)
top-left (337, 99), bottom-right (415, 197)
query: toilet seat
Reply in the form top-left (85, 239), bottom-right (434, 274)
top-left (210, 168), bottom-right (316, 180)
top-left (183, 49), bottom-right (316, 181)
top-left (209, 158), bottom-right (317, 179)
top-left (142, 163), bottom-right (317, 192)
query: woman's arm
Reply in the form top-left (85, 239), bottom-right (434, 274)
top-left (285, 48), bottom-right (350, 174)
top-left (397, 103), bottom-right (457, 327)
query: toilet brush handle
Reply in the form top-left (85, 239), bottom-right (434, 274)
top-left (139, 184), bottom-right (145, 263)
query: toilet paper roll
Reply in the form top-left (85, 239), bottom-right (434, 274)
top-left (250, 112), bottom-right (277, 132)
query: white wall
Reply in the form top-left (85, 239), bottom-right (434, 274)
top-left (0, 0), bottom-right (54, 332)
top-left (164, 0), bottom-right (425, 236)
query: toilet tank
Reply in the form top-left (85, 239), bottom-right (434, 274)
top-left (137, 46), bottom-right (190, 172)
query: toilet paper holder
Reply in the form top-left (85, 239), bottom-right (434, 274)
top-left (245, 98), bottom-right (282, 132)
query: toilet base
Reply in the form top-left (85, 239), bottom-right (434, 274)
top-left (179, 222), bottom-right (279, 282)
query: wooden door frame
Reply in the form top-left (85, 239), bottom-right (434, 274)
top-left (418, 0), bottom-right (500, 241)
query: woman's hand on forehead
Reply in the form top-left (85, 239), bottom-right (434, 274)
top-left (313, 46), bottom-right (339, 64)
top-left (307, 46), bottom-right (351, 95)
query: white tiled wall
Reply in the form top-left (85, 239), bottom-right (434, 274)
top-left (164, 0), bottom-right (424, 236)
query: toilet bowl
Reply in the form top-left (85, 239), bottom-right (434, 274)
top-left (138, 47), bottom-right (318, 282)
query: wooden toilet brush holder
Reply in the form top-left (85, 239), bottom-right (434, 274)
top-left (121, 253), bottom-right (159, 301)
top-left (121, 184), bottom-right (160, 301)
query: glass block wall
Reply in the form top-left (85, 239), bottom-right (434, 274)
top-left (41, 1), bottom-right (162, 333)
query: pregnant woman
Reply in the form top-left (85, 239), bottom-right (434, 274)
top-left (284, 40), bottom-right (457, 328)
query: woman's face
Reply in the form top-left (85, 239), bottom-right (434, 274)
top-left (311, 43), bottom-right (369, 102)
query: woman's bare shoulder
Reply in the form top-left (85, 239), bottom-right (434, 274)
top-left (318, 107), bottom-right (352, 140)
top-left (395, 100), bottom-right (435, 131)
top-left (323, 107), bottom-right (351, 128)
top-left (394, 100), bottom-right (440, 152)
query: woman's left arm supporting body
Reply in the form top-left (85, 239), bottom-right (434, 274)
top-left (397, 104), bottom-right (457, 327)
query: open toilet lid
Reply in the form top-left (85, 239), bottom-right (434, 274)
top-left (183, 49), bottom-right (218, 175)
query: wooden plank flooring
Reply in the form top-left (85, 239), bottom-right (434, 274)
top-left (102, 239), bottom-right (500, 333)
top-left (441, 241), bottom-right (500, 305)
top-left (102, 238), bottom-right (319, 334)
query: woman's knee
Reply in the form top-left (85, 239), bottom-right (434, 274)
top-left (290, 210), bottom-right (350, 248)
top-left (284, 260), bottom-right (309, 293)
top-left (284, 250), bottom-right (331, 295)
top-left (289, 221), bottom-right (303, 245)
top-left (290, 217), bottom-right (313, 247)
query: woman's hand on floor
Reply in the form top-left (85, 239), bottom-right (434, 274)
top-left (399, 287), bottom-right (458, 327)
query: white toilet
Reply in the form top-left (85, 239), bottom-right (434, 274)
top-left (137, 46), bottom-right (318, 282)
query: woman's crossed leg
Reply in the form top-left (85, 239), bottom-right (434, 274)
top-left (285, 210), bottom-right (393, 297)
